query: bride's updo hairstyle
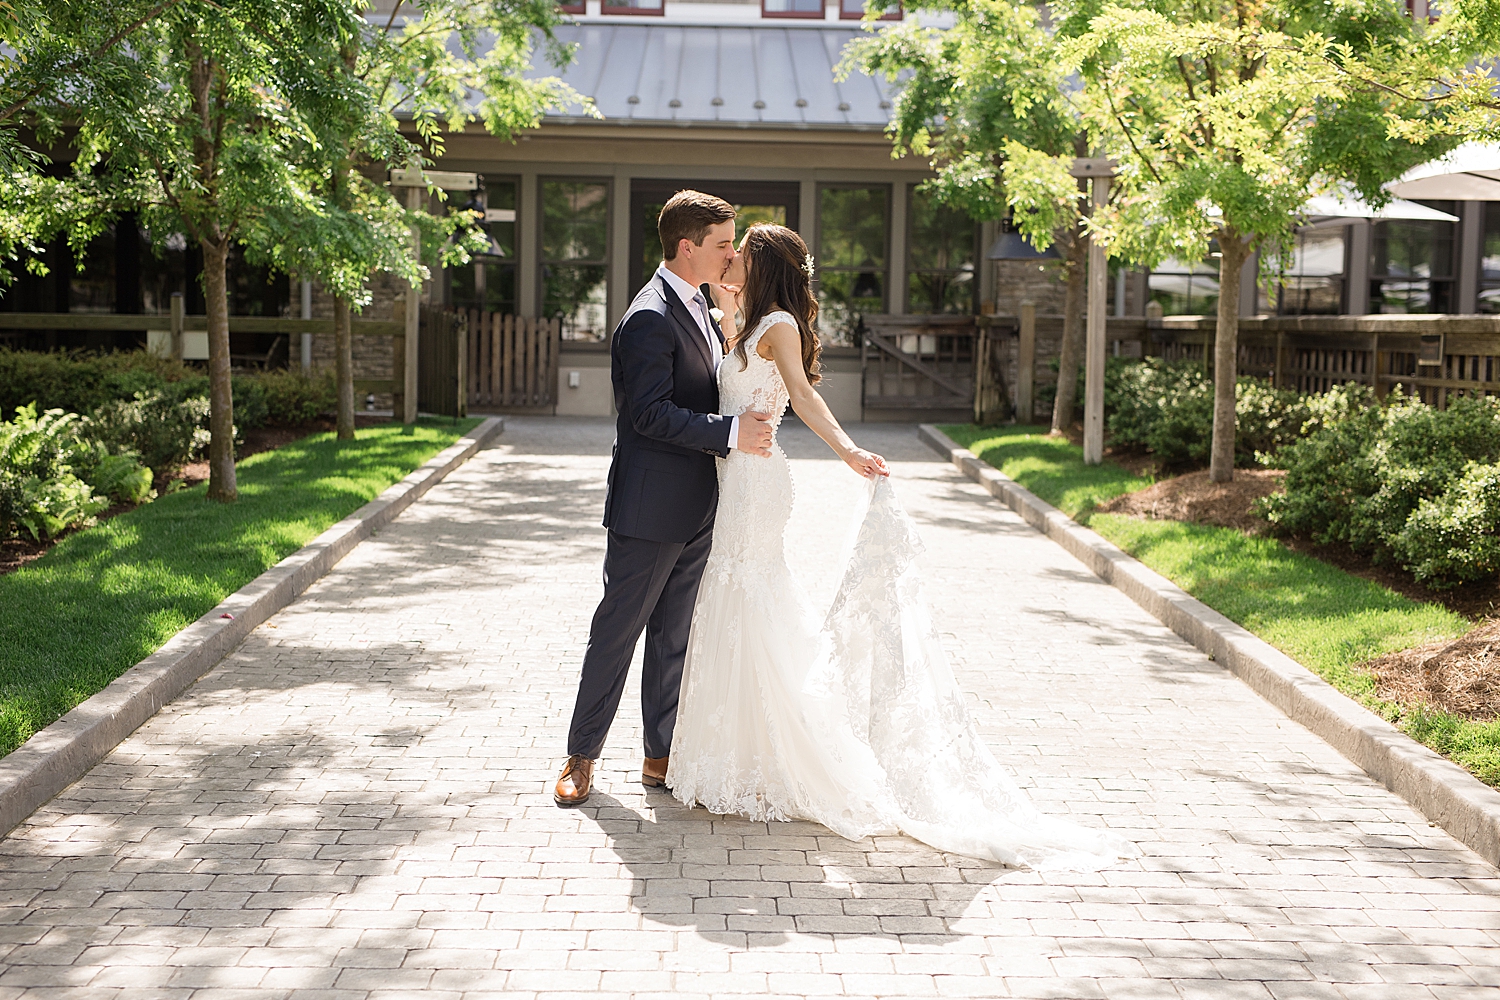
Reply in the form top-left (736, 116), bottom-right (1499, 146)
top-left (735, 223), bottom-right (821, 386)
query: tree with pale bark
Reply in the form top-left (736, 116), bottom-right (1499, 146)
top-left (1055, 0), bottom-right (1450, 481)
top-left (68, 0), bottom-right (376, 501)
top-left (847, 0), bottom-right (1096, 433)
top-left (252, 0), bottom-right (589, 440)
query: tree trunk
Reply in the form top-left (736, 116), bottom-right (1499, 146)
top-left (202, 236), bottom-right (237, 502)
top-left (1050, 230), bottom-right (1087, 435)
top-left (334, 294), bottom-right (355, 440)
top-left (1210, 230), bottom-right (1250, 483)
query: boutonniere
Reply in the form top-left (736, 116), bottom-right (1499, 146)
top-left (709, 307), bottom-right (725, 323)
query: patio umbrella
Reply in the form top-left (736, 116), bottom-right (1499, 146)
top-left (1387, 142), bottom-right (1500, 201)
top-left (1300, 193), bottom-right (1460, 229)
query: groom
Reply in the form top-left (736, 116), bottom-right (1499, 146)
top-left (555, 190), bottom-right (773, 806)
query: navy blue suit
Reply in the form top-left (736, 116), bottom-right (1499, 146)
top-left (567, 272), bottom-right (732, 760)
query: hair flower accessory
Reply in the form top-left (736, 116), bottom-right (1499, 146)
top-left (803, 253), bottom-right (816, 280)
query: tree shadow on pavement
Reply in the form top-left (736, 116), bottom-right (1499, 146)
top-left (581, 790), bottom-right (1013, 949)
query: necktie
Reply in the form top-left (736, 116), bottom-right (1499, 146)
top-left (692, 292), bottom-right (721, 362)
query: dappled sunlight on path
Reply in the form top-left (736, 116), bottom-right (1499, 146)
top-left (1, 416), bottom-right (1497, 998)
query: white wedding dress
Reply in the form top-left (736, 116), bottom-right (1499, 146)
top-left (666, 312), bottom-right (1135, 870)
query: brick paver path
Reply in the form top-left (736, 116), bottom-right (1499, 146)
top-left (4, 417), bottom-right (1499, 1000)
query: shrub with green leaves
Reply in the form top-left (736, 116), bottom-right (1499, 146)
top-left (0, 348), bottom-right (331, 440)
top-left (1261, 394), bottom-right (1500, 588)
top-left (86, 453), bottom-right (155, 505)
top-left (0, 405), bottom-right (110, 541)
top-left (258, 369), bottom-right (337, 426)
top-left (0, 348), bottom-right (196, 417)
top-left (1392, 462), bottom-right (1500, 586)
top-left (83, 393), bottom-right (210, 473)
top-left (1104, 357), bottom-right (1311, 467)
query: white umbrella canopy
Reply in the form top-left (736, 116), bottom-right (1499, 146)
top-left (1301, 193), bottom-right (1460, 229)
top-left (1388, 142), bottom-right (1500, 201)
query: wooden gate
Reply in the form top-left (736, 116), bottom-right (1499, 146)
top-left (464, 312), bottom-right (561, 412)
top-left (860, 315), bottom-right (982, 416)
top-left (416, 309), bottom-right (467, 418)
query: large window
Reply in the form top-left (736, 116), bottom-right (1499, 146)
top-left (1481, 203), bottom-right (1500, 315)
top-left (602, 0), bottom-right (664, 13)
top-left (1371, 216), bottom-right (1455, 314)
top-left (451, 180), bottom-right (517, 315)
top-left (840, 0), bottom-right (900, 18)
top-left (1262, 228), bottom-right (1346, 315)
top-left (542, 179), bottom-right (610, 342)
top-left (817, 186), bottom-right (889, 343)
top-left (1149, 253), bottom-right (1220, 315)
top-left (764, 0), bottom-right (823, 15)
top-left (906, 187), bottom-right (975, 314)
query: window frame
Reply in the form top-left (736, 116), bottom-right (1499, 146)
top-left (556, 0), bottom-right (585, 13)
top-left (601, 0), bottom-right (665, 15)
top-left (762, 0), bottom-right (825, 18)
top-left (537, 175), bottom-right (614, 343)
top-left (840, 0), bottom-right (901, 20)
top-left (903, 183), bottom-right (979, 316)
top-left (1369, 215), bottom-right (1456, 315)
top-left (448, 175), bottom-right (521, 316)
top-left (814, 181), bottom-right (893, 341)
top-left (1261, 226), bottom-right (1349, 317)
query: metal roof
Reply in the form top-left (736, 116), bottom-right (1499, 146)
top-left (535, 23), bottom-right (895, 130)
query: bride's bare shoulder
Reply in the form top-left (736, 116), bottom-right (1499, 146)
top-left (757, 307), bottom-right (796, 360)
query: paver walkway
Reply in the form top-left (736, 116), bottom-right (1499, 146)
top-left (3, 417), bottom-right (1499, 1000)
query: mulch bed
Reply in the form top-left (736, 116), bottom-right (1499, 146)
top-left (1, 415), bottom-right (393, 579)
top-left (1094, 460), bottom-right (1500, 720)
top-left (1095, 468), bottom-right (1286, 534)
top-left (1368, 619), bottom-right (1500, 720)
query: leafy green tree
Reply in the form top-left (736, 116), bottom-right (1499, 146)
top-left (253, 0), bottom-right (587, 439)
top-left (0, 1), bottom-right (182, 285)
top-left (1341, 0), bottom-right (1500, 144)
top-left (849, 0), bottom-right (1099, 433)
top-left (70, 0), bottom-right (376, 501)
top-left (1058, 0), bottom-right (1445, 481)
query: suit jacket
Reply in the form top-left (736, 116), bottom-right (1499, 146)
top-left (602, 272), bottom-right (733, 543)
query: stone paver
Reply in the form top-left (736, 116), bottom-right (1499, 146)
top-left (2, 416), bottom-right (1498, 1000)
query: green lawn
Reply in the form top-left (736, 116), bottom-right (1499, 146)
top-left (938, 423), bottom-right (1491, 785)
top-left (0, 418), bottom-right (480, 757)
top-left (940, 425), bottom-right (1154, 518)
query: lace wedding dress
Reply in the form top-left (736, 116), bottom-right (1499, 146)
top-left (666, 312), bottom-right (1134, 869)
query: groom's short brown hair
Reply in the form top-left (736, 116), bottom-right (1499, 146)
top-left (659, 190), bottom-right (736, 261)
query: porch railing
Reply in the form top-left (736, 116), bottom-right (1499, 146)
top-left (1149, 316), bottom-right (1500, 407)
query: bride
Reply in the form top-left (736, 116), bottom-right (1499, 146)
top-left (666, 223), bottom-right (1134, 870)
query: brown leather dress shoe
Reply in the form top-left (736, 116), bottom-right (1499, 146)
top-left (641, 756), bottom-right (669, 788)
top-left (554, 754), bottom-right (594, 806)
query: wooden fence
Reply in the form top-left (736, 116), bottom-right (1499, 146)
top-left (1149, 317), bottom-right (1500, 408)
top-left (463, 312), bottom-right (560, 411)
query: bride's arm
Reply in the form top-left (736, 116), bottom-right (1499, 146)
top-left (762, 321), bottom-right (888, 479)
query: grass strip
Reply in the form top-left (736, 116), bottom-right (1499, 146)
top-left (0, 418), bottom-right (480, 757)
top-left (938, 423), bottom-right (1492, 785)
top-left (940, 424), bottom-right (1154, 518)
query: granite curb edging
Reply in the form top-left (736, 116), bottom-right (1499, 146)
top-left (918, 422), bottom-right (1500, 870)
top-left (0, 416), bottom-right (505, 837)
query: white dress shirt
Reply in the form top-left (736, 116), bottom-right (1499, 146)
top-left (657, 262), bottom-right (739, 450)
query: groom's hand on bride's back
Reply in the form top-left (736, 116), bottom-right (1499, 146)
top-left (737, 411), bottom-right (774, 457)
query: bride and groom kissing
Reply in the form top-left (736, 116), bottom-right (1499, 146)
top-left (553, 190), bottom-right (1133, 869)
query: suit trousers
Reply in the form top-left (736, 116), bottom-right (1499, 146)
top-left (566, 511), bottom-right (716, 760)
